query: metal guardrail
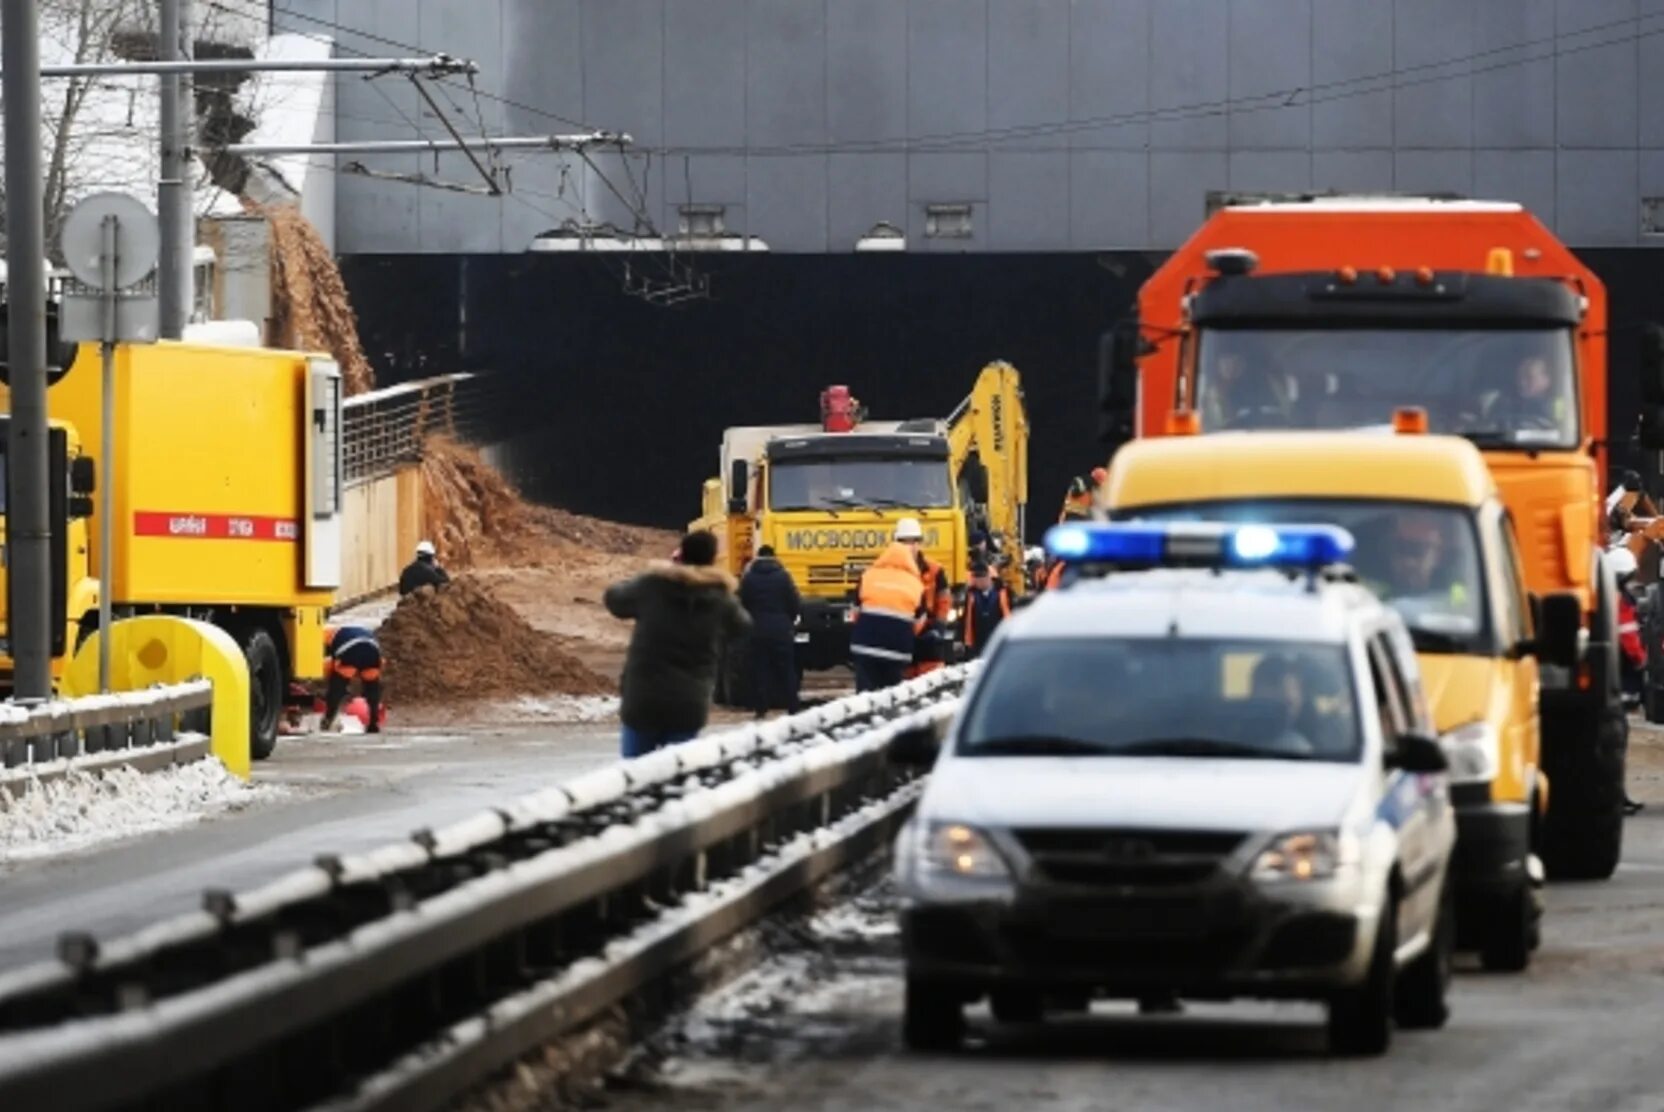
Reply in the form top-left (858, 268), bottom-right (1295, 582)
top-left (343, 372), bottom-right (504, 485)
top-left (0, 667), bottom-right (970, 1112)
top-left (0, 680), bottom-right (213, 774)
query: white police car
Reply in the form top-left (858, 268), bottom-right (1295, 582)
top-left (895, 522), bottom-right (1457, 1056)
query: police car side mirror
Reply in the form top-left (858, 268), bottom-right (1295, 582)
top-left (1387, 731), bottom-right (1448, 774)
top-left (1536, 591), bottom-right (1582, 669)
top-left (890, 722), bottom-right (943, 769)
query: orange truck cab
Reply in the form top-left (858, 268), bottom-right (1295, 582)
top-left (1098, 197), bottom-right (1646, 880)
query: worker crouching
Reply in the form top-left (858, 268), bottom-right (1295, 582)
top-left (320, 625), bottom-right (384, 734)
top-left (851, 519), bottom-right (927, 692)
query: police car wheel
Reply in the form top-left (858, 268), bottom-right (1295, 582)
top-left (902, 976), bottom-right (965, 1052)
top-left (1396, 882), bottom-right (1454, 1028)
top-left (1327, 891), bottom-right (1396, 1056)
top-left (988, 987), bottom-right (1043, 1025)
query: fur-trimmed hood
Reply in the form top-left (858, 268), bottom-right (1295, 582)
top-left (644, 561), bottom-right (737, 593)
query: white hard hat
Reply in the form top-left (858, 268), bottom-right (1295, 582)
top-left (1609, 546), bottom-right (1638, 578)
top-left (895, 517), bottom-right (924, 542)
top-left (415, 540), bottom-right (436, 557)
top-left (1025, 546), bottom-right (1045, 563)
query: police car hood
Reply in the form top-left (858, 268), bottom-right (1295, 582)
top-left (925, 756), bottom-right (1364, 833)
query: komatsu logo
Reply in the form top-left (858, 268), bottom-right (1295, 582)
top-left (991, 393), bottom-right (1005, 453)
top-left (784, 527), bottom-right (941, 552)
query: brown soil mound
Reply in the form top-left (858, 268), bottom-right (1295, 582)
top-left (378, 575), bottom-right (614, 704)
top-left (260, 202), bottom-right (377, 395)
top-left (421, 435), bottom-right (669, 568)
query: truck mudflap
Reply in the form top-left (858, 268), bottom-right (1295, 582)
top-left (797, 598), bottom-right (854, 671)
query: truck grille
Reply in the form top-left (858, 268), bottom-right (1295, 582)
top-left (805, 559), bottom-right (872, 587)
top-left (1013, 828), bottom-right (1246, 888)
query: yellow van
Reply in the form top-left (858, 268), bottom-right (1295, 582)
top-left (1102, 430), bottom-right (1568, 971)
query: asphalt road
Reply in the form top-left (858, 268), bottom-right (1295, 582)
top-left (0, 723), bottom-right (621, 972)
top-left (605, 725), bottom-right (1664, 1112)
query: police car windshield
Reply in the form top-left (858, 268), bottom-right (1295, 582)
top-left (1124, 501), bottom-right (1491, 655)
top-left (770, 457), bottom-right (952, 511)
top-left (960, 637), bottom-right (1361, 763)
top-left (1195, 327), bottom-right (1578, 449)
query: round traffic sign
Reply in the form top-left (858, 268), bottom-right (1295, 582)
top-left (59, 192), bottom-right (160, 289)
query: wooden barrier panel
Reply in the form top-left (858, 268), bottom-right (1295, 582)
top-left (339, 467), bottom-right (425, 604)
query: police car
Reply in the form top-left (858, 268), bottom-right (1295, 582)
top-left (894, 522), bottom-right (1457, 1057)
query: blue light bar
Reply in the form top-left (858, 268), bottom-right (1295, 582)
top-left (1042, 521), bottom-right (1355, 570)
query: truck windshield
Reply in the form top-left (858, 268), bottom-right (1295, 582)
top-left (770, 457), bottom-right (952, 511)
top-left (1195, 327), bottom-right (1579, 449)
top-left (1121, 500), bottom-right (1493, 655)
top-left (959, 637), bottom-right (1361, 762)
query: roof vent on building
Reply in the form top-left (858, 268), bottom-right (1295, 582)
top-left (679, 204), bottom-right (727, 237)
top-left (924, 203), bottom-right (973, 240)
top-left (855, 221), bottom-right (907, 252)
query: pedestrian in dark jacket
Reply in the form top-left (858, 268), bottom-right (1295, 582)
top-left (962, 561), bottom-right (1011, 659)
top-left (739, 545), bottom-right (802, 717)
top-left (398, 540), bottom-right (450, 596)
top-left (604, 530), bottom-right (751, 758)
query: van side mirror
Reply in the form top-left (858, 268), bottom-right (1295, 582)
top-left (1386, 731), bottom-right (1447, 774)
top-left (890, 721), bottom-right (945, 769)
top-left (1536, 591), bottom-right (1582, 668)
top-left (728, 459), bottom-right (749, 514)
top-left (1097, 320), bottom-right (1143, 450)
top-left (69, 456), bottom-right (96, 495)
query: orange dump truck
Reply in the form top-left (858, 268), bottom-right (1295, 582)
top-left (1098, 196), bottom-right (1650, 879)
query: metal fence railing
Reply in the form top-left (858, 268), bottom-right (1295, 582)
top-left (0, 667), bottom-right (971, 1112)
top-left (0, 680), bottom-right (214, 776)
top-left (342, 372), bottom-right (503, 485)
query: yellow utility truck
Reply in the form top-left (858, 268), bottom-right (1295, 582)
top-left (1101, 425), bottom-right (1578, 972)
top-left (0, 339), bottom-right (344, 759)
top-left (695, 362), bottom-right (1028, 673)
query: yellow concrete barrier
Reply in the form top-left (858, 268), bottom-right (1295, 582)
top-left (62, 617), bottom-right (252, 780)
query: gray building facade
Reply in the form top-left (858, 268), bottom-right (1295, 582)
top-left (283, 0), bottom-right (1664, 254)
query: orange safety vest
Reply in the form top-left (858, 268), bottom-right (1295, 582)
top-left (1044, 561), bottom-right (1065, 591)
top-left (852, 544), bottom-right (927, 642)
top-left (919, 557), bottom-right (951, 622)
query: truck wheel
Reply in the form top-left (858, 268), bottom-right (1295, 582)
top-left (902, 976), bottom-right (964, 1052)
top-left (1540, 700), bottom-right (1626, 881)
top-left (1328, 892), bottom-right (1395, 1056)
top-left (242, 627), bottom-right (284, 762)
top-left (1397, 883), bottom-right (1453, 1028)
top-left (1478, 882), bottom-right (1534, 973)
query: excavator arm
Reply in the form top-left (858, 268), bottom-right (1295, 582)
top-left (946, 361), bottom-right (1030, 592)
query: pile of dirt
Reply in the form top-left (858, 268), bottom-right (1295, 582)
top-left (260, 202), bottom-right (377, 396)
top-left (420, 435), bottom-right (670, 568)
top-left (378, 575), bottom-right (614, 704)
top-left (421, 436), bottom-right (548, 567)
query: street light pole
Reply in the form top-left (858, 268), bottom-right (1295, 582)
top-left (2, 0), bottom-right (54, 700)
top-left (157, 0), bottom-right (192, 339)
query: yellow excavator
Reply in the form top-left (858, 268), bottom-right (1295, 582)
top-left (695, 361), bottom-right (1029, 684)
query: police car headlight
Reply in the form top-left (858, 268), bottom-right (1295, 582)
top-left (921, 822), bottom-right (1011, 879)
top-left (1440, 720), bottom-right (1499, 785)
top-left (1249, 830), bottom-right (1356, 882)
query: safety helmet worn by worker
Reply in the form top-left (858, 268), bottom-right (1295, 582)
top-left (895, 517), bottom-right (924, 542)
top-left (415, 540), bottom-right (436, 558)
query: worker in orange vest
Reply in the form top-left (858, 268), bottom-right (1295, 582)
top-left (1058, 466), bottom-right (1108, 524)
top-left (961, 561), bottom-right (1012, 658)
top-left (905, 542), bottom-right (953, 679)
top-left (850, 519), bottom-right (928, 692)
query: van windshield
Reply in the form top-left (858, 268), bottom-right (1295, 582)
top-left (1195, 327), bottom-right (1578, 449)
top-left (959, 637), bottom-right (1361, 762)
top-left (1121, 500), bottom-right (1493, 655)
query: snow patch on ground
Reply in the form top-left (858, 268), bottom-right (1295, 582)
top-left (0, 760), bottom-right (286, 868)
top-left (510, 694), bottom-right (621, 724)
